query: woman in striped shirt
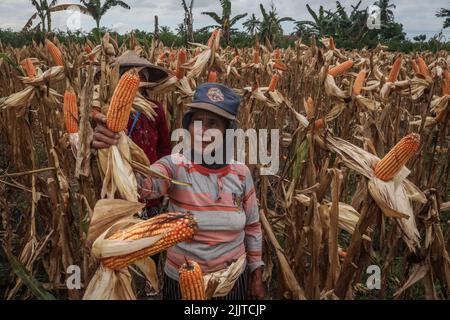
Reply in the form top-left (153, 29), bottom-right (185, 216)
top-left (93, 83), bottom-right (265, 300)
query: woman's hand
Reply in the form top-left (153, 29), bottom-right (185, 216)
top-left (248, 267), bottom-right (265, 300)
top-left (92, 113), bottom-right (120, 149)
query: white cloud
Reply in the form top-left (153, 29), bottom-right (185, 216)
top-left (0, 0), bottom-right (449, 40)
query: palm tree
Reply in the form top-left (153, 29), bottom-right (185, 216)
top-left (79, 0), bottom-right (131, 29)
top-left (243, 13), bottom-right (261, 37)
top-left (259, 3), bottom-right (294, 46)
top-left (374, 0), bottom-right (396, 23)
top-left (202, 0), bottom-right (248, 45)
top-left (29, 0), bottom-right (58, 33)
top-left (436, 8), bottom-right (450, 29)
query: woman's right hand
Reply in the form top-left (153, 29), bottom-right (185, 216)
top-left (92, 113), bottom-right (121, 149)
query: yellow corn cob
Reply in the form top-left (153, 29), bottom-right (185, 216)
top-left (207, 71), bottom-right (218, 82)
top-left (416, 57), bottom-right (430, 77)
top-left (328, 60), bottom-right (353, 77)
top-left (176, 49), bottom-right (187, 79)
top-left (268, 74), bottom-right (280, 92)
top-left (179, 259), bottom-right (206, 300)
top-left (374, 133), bottom-right (421, 181)
top-left (353, 70), bottom-right (367, 96)
top-left (63, 91), bottom-right (78, 134)
top-left (273, 61), bottom-right (288, 71)
top-left (20, 59), bottom-right (36, 78)
top-left (411, 59), bottom-right (420, 75)
top-left (106, 70), bottom-right (140, 133)
top-left (387, 55), bottom-right (402, 83)
top-left (45, 39), bottom-right (64, 66)
top-left (102, 213), bottom-right (197, 270)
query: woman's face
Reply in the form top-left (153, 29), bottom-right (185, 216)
top-left (188, 110), bottom-right (227, 152)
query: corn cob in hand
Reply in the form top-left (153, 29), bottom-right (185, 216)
top-left (102, 213), bottom-right (197, 270)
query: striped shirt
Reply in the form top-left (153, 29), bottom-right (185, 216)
top-left (140, 153), bottom-right (264, 281)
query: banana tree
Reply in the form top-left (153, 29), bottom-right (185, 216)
top-left (259, 3), bottom-right (294, 46)
top-left (202, 0), bottom-right (247, 45)
top-left (79, 0), bottom-right (131, 30)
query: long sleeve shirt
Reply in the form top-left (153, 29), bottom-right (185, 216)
top-left (140, 153), bottom-right (264, 281)
top-left (126, 101), bottom-right (171, 209)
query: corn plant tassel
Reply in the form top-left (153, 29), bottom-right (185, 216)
top-left (64, 91), bottom-right (79, 134)
top-left (45, 39), bottom-right (64, 66)
top-left (106, 70), bottom-right (140, 133)
top-left (387, 56), bottom-right (402, 83)
top-left (353, 70), bottom-right (367, 96)
top-left (179, 259), bottom-right (206, 300)
top-left (374, 133), bottom-right (421, 181)
top-left (20, 59), bottom-right (36, 78)
top-left (102, 213), bottom-right (197, 270)
top-left (328, 60), bottom-right (353, 77)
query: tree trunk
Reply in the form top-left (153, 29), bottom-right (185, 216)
top-left (40, 14), bottom-right (46, 33)
top-left (154, 15), bottom-right (159, 42)
top-left (47, 12), bottom-right (52, 33)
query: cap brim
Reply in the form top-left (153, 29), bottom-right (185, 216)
top-left (186, 102), bottom-right (236, 120)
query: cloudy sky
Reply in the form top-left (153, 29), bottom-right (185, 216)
top-left (0, 0), bottom-right (449, 40)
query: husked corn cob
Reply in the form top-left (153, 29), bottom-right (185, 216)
top-left (179, 259), bottom-right (206, 300)
top-left (387, 56), bottom-right (402, 83)
top-left (374, 133), bottom-right (421, 181)
top-left (20, 59), bottom-right (36, 78)
top-left (45, 39), bottom-right (64, 66)
top-left (64, 91), bottom-right (78, 134)
top-left (176, 49), bottom-right (187, 79)
top-left (207, 29), bottom-right (220, 48)
top-left (416, 57), bottom-right (430, 77)
top-left (106, 70), bottom-right (140, 133)
top-left (268, 75), bottom-right (280, 92)
top-left (353, 70), bottom-right (367, 96)
top-left (328, 60), bottom-right (353, 77)
top-left (102, 213), bottom-right (197, 270)
top-left (273, 61), bottom-right (288, 71)
top-left (207, 71), bottom-right (218, 82)
top-left (411, 59), bottom-right (420, 75)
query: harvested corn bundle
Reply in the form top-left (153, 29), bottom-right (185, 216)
top-left (179, 259), bottom-right (206, 300)
top-left (106, 70), bottom-right (140, 133)
top-left (387, 56), bottom-right (402, 83)
top-left (353, 70), bottom-right (367, 95)
top-left (374, 133), bottom-right (421, 181)
top-left (328, 60), bottom-right (353, 77)
top-left (102, 213), bottom-right (197, 270)
top-left (63, 91), bottom-right (78, 134)
top-left (45, 39), bottom-right (64, 66)
top-left (20, 59), bottom-right (36, 78)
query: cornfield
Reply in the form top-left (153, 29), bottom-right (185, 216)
top-left (0, 30), bottom-right (449, 300)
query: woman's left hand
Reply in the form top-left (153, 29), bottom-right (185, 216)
top-left (248, 268), bottom-right (265, 300)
